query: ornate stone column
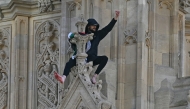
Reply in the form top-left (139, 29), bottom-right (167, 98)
top-left (70, 33), bottom-right (93, 69)
top-left (69, 14), bottom-right (93, 71)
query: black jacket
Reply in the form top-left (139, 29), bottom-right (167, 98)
top-left (85, 18), bottom-right (117, 62)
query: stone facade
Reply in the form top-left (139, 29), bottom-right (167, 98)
top-left (1, 0), bottom-right (190, 109)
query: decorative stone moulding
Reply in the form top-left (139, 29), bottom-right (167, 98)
top-left (0, 28), bottom-right (10, 109)
top-left (35, 20), bottom-right (60, 109)
top-left (159, 0), bottom-right (173, 10)
top-left (145, 31), bottom-right (151, 47)
top-left (0, 1), bottom-right (61, 22)
top-left (180, 0), bottom-right (190, 8)
top-left (124, 29), bottom-right (137, 45)
top-left (75, 14), bottom-right (87, 33)
top-left (38, 0), bottom-right (54, 13)
top-left (68, 1), bottom-right (82, 10)
top-left (67, 14), bottom-right (87, 55)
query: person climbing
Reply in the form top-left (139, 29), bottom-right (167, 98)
top-left (54, 11), bottom-right (120, 84)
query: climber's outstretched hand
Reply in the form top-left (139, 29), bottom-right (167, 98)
top-left (114, 11), bottom-right (120, 20)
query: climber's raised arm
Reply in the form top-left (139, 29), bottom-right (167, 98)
top-left (98, 11), bottom-right (120, 40)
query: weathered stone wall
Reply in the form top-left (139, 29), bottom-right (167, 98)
top-left (1, 0), bottom-right (190, 109)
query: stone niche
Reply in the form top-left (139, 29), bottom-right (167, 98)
top-left (35, 20), bottom-right (60, 109)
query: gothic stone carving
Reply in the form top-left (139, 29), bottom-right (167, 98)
top-left (38, 0), bottom-right (53, 13)
top-left (75, 14), bottom-right (87, 33)
top-left (70, 32), bottom-right (93, 65)
top-left (67, 14), bottom-right (87, 55)
top-left (64, 61), bottom-right (107, 107)
top-left (124, 29), bottom-right (137, 45)
top-left (36, 21), bottom-right (60, 109)
top-left (0, 28), bottom-right (10, 109)
top-left (145, 31), bottom-right (151, 47)
top-left (180, 0), bottom-right (190, 8)
top-left (68, 1), bottom-right (82, 10)
top-left (159, 0), bottom-right (173, 10)
top-left (76, 99), bottom-right (90, 109)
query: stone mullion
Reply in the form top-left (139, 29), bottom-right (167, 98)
top-left (27, 17), bottom-right (35, 109)
top-left (107, 0), bottom-right (115, 60)
top-left (136, 0), bottom-right (148, 109)
top-left (116, 0), bottom-right (127, 109)
top-left (178, 11), bottom-right (186, 77)
top-left (148, 0), bottom-right (157, 108)
top-left (168, 1), bottom-right (178, 69)
top-left (100, 0), bottom-right (111, 57)
top-left (116, 45), bottom-right (126, 109)
top-left (147, 1), bottom-right (155, 109)
top-left (10, 20), bottom-right (16, 109)
top-left (171, 0), bottom-right (180, 74)
top-left (14, 16), bottom-right (29, 109)
top-left (86, 0), bottom-right (90, 19)
top-left (110, 0), bottom-right (118, 62)
top-left (60, 0), bottom-right (68, 89)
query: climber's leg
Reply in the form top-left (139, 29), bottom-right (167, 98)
top-left (54, 58), bottom-right (76, 84)
top-left (91, 56), bottom-right (108, 84)
top-left (63, 58), bottom-right (76, 76)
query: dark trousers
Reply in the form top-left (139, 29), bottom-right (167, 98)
top-left (63, 56), bottom-right (108, 76)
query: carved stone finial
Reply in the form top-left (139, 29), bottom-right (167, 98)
top-left (70, 33), bottom-right (93, 67)
top-left (70, 33), bottom-right (93, 55)
top-left (75, 14), bottom-right (87, 33)
top-left (67, 14), bottom-right (87, 55)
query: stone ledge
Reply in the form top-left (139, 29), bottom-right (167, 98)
top-left (0, 0), bottom-right (61, 22)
